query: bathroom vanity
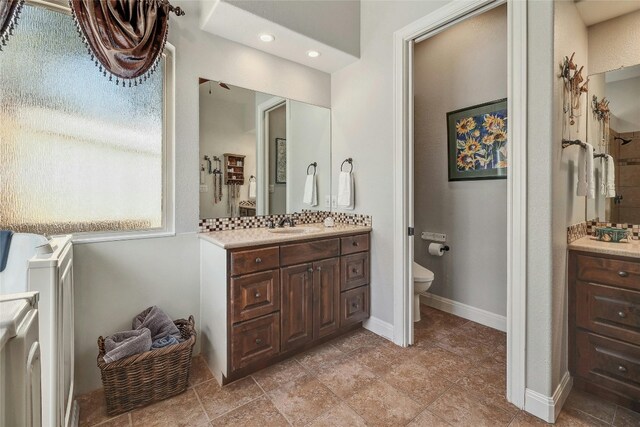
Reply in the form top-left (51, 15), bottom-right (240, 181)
top-left (568, 238), bottom-right (640, 411)
top-left (199, 224), bottom-right (371, 384)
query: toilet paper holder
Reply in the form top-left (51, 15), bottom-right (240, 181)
top-left (440, 245), bottom-right (450, 252)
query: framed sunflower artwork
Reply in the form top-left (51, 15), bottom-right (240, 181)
top-left (446, 98), bottom-right (508, 181)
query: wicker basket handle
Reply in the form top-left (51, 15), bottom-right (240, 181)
top-left (98, 336), bottom-right (106, 356)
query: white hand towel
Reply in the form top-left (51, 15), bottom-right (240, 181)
top-left (577, 145), bottom-right (587, 197)
top-left (577, 143), bottom-right (595, 199)
top-left (303, 174), bottom-right (318, 206)
top-left (585, 143), bottom-right (595, 200)
top-left (248, 179), bottom-right (256, 200)
top-left (605, 155), bottom-right (616, 198)
top-left (600, 157), bottom-right (607, 196)
top-left (337, 171), bottom-right (354, 210)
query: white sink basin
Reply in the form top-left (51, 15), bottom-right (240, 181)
top-left (268, 227), bottom-right (316, 234)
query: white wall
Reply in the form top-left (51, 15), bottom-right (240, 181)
top-left (331, 0), bottom-right (450, 328)
top-left (268, 105), bottom-right (287, 213)
top-left (199, 84), bottom-right (256, 219)
top-left (74, 0), bottom-right (331, 395)
top-left (413, 5), bottom-right (507, 317)
top-left (588, 10), bottom-right (640, 75)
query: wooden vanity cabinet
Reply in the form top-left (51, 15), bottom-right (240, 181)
top-left (226, 232), bottom-right (370, 381)
top-left (569, 250), bottom-right (640, 412)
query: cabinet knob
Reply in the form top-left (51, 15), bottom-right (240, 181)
top-left (255, 338), bottom-right (262, 345)
top-left (351, 302), bottom-right (359, 309)
top-left (618, 365), bottom-right (627, 373)
top-left (618, 311), bottom-right (627, 319)
top-left (317, 266), bottom-right (322, 272)
top-left (352, 241), bottom-right (358, 246)
top-left (255, 257), bottom-right (262, 264)
top-left (618, 271), bottom-right (628, 278)
top-left (352, 268), bottom-right (358, 274)
top-left (308, 267), bottom-right (314, 273)
top-left (255, 292), bottom-right (261, 298)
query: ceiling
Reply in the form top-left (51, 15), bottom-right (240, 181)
top-left (575, 0), bottom-right (640, 26)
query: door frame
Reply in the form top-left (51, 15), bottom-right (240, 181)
top-left (256, 97), bottom-right (286, 215)
top-left (392, 0), bottom-right (527, 408)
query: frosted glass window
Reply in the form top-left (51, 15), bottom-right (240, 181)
top-left (0, 4), bottom-right (166, 236)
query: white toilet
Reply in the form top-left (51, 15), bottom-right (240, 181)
top-left (413, 262), bottom-right (434, 322)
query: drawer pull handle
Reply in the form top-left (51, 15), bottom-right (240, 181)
top-left (255, 257), bottom-right (262, 264)
top-left (255, 338), bottom-right (262, 345)
top-left (255, 292), bottom-right (261, 298)
top-left (618, 311), bottom-right (627, 319)
top-left (352, 241), bottom-right (358, 246)
top-left (618, 271), bottom-right (628, 278)
top-left (618, 365), bottom-right (627, 373)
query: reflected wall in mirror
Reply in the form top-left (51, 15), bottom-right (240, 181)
top-left (587, 64), bottom-right (640, 224)
top-left (199, 80), bottom-right (331, 220)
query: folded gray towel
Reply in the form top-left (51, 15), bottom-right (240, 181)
top-left (132, 306), bottom-right (181, 342)
top-left (104, 328), bottom-right (152, 363)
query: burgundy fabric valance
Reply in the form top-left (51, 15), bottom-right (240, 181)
top-left (69, 0), bottom-right (183, 85)
top-left (0, 0), bottom-right (24, 51)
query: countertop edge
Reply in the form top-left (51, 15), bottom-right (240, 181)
top-left (568, 236), bottom-right (640, 259)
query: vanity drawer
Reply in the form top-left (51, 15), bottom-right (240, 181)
top-left (280, 238), bottom-right (340, 266)
top-left (231, 313), bottom-right (280, 371)
top-left (576, 282), bottom-right (640, 344)
top-left (577, 255), bottom-right (640, 291)
top-left (341, 252), bottom-right (370, 291)
top-left (230, 246), bottom-right (279, 276)
top-left (340, 285), bottom-right (370, 327)
top-left (576, 331), bottom-right (640, 401)
top-left (231, 270), bottom-right (280, 323)
top-left (341, 234), bottom-right (370, 255)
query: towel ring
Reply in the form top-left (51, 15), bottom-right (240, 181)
top-left (307, 162), bottom-right (317, 175)
top-left (341, 158), bottom-right (353, 173)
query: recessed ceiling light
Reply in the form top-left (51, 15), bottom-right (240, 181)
top-left (259, 34), bottom-right (275, 42)
top-left (307, 50), bottom-right (320, 58)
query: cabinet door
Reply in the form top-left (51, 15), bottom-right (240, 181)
top-left (281, 263), bottom-right (314, 351)
top-left (313, 258), bottom-right (340, 339)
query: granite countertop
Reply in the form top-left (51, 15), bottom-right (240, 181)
top-left (568, 236), bottom-right (640, 259)
top-left (199, 223), bottom-right (372, 249)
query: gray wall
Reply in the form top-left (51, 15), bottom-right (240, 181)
top-left (269, 104), bottom-right (287, 213)
top-left (227, 0), bottom-right (360, 57)
top-left (413, 4), bottom-right (507, 317)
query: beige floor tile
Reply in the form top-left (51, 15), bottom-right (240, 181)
top-left (564, 390), bottom-right (617, 424)
top-left (382, 359), bottom-right (454, 406)
top-left (407, 409), bottom-right (452, 426)
top-left (411, 346), bottom-right (475, 380)
top-left (509, 411), bottom-right (552, 426)
top-left (267, 375), bottom-right (339, 426)
top-left (252, 358), bottom-right (308, 392)
top-left (194, 377), bottom-right (263, 420)
top-left (458, 321), bottom-right (507, 347)
top-left (347, 345), bottom-right (397, 376)
top-left (414, 323), bottom-right (456, 342)
top-left (347, 379), bottom-right (423, 426)
top-left (77, 388), bottom-right (112, 427)
top-left (209, 395), bottom-right (289, 427)
top-left (331, 328), bottom-right (388, 353)
top-left (295, 344), bottom-right (345, 372)
top-left (434, 329), bottom-right (496, 362)
top-left (94, 414), bottom-right (131, 427)
top-left (307, 403), bottom-right (368, 427)
top-left (457, 360), bottom-right (517, 415)
top-left (188, 355), bottom-right (214, 387)
top-left (428, 385), bottom-right (515, 427)
top-left (314, 358), bottom-right (378, 399)
top-left (130, 389), bottom-right (208, 427)
top-left (613, 406), bottom-right (640, 427)
top-left (555, 408), bottom-right (611, 427)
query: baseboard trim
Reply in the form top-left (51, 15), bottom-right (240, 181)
top-left (419, 293), bottom-right (507, 332)
top-left (363, 316), bottom-right (394, 341)
top-left (524, 372), bottom-right (573, 423)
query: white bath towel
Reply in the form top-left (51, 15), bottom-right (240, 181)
top-left (248, 179), bottom-right (256, 200)
top-left (337, 171), bottom-right (354, 210)
top-left (605, 155), bottom-right (616, 198)
top-left (600, 156), bottom-right (607, 197)
top-left (303, 174), bottom-right (318, 206)
top-left (577, 142), bottom-right (595, 199)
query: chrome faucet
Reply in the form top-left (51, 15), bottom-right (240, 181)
top-left (278, 216), bottom-right (295, 227)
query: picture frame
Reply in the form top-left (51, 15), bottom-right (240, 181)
top-left (275, 138), bottom-right (287, 184)
top-left (446, 98), bottom-right (508, 181)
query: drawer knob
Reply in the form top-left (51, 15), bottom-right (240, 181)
top-left (255, 292), bottom-right (261, 298)
top-left (351, 303), bottom-right (359, 309)
top-left (618, 271), bottom-right (628, 278)
top-left (317, 266), bottom-right (322, 272)
top-left (255, 338), bottom-right (262, 345)
top-left (308, 267), bottom-right (314, 273)
top-left (352, 241), bottom-right (358, 246)
top-left (618, 311), bottom-right (627, 319)
top-left (352, 268), bottom-right (358, 274)
top-left (618, 365), bottom-right (627, 373)
top-left (255, 257), bottom-right (262, 264)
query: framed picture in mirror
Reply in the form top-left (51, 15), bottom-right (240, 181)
top-left (275, 138), bottom-right (287, 184)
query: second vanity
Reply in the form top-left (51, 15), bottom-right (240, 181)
top-left (199, 223), bottom-right (372, 384)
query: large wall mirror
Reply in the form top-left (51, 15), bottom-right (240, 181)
top-left (199, 80), bottom-right (331, 220)
top-left (586, 63), bottom-right (640, 224)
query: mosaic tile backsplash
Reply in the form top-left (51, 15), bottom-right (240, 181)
top-left (567, 220), bottom-right (640, 243)
top-left (199, 211), bottom-right (372, 232)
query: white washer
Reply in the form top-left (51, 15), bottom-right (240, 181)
top-left (0, 292), bottom-right (42, 427)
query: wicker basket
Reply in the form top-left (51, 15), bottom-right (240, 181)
top-left (97, 315), bottom-right (196, 416)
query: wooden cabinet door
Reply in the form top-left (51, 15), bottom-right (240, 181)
top-left (281, 263), bottom-right (314, 351)
top-left (313, 258), bottom-right (340, 339)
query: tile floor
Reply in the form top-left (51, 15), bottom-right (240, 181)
top-left (77, 306), bottom-right (640, 426)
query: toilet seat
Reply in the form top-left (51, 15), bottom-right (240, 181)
top-left (413, 262), bottom-right (434, 283)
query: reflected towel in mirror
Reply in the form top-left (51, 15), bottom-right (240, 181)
top-left (303, 174), bottom-right (318, 206)
top-left (577, 142), bottom-right (595, 199)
